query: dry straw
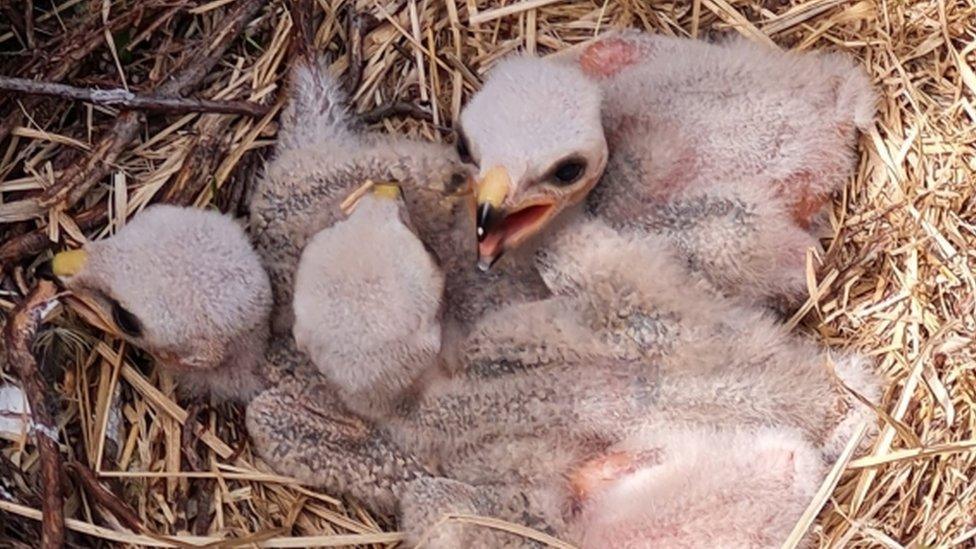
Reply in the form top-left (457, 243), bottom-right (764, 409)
top-left (1, 0), bottom-right (974, 547)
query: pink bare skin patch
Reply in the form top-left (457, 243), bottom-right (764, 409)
top-left (791, 191), bottom-right (830, 230)
top-left (580, 38), bottom-right (641, 78)
top-left (774, 170), bottom-right (830, 230)
top-left (569, 449), bottom-right (661, 504)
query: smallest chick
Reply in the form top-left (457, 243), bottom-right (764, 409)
top-left (293, 185), bottom-right (445, 420)
top-left (44, 205), bottom-right (272, 401)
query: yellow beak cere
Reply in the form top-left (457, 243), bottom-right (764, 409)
top-left (51, 249), bottom-right (88, 277)
top-left (477, 166), bottom-right (511, 209)
top-left (371, 182), bottom-right (402, 200)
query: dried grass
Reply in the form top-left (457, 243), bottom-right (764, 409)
top-left (1, 0), bottom-right (975, 547)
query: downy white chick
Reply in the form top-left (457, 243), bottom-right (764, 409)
top-left (42, 203), bottom-right (434, 506)
top-left (458, 31), bottom-right (875, 304)
top-left (44, 205), bottom-right (272, 401)
top-left (292, 187), bottom-right (444, 420)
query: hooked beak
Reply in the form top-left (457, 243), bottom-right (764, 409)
top-left (474, 166), bottom-right (556, 271)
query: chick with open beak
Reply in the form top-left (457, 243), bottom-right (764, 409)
top-left (459, 57), bottom-right (607, 271)
top-left (458, 32), bottom-right (874, 307)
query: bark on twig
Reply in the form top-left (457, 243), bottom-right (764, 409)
top-left (2, 281), bottom-right (63, 549)
top-left (64, 462), bottom-right (144, 533)
top-left (346, 11), bottom-right (379, 95)
top-left (285, 0), bottom-right (316, 60)
top-left (0, 77), bottom-right (270, 117)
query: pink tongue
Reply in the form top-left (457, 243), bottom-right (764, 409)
top-left (478, 231), bottom-right (504, 259)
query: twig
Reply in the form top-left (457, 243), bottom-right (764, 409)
top-left (0, 77), bottom-right (270, 117)
top-left (180, 402), bottom-right (204, 471)
top-left (346, 11), bottom-right (378, 94)
top-left (0, 4), bottom-right (158, 145)
top-left (285, 0), bottom-right (316, 60)
top-left (36, 0), bottom-right (265, 214)
top-left (360, 101), bottom-right (433, 124)
top-left (64, 461), bottom-right (144, 534)
top-left (24, 0), bottom-right (35, 49)
top-left (468, 0), bottom-right (565, 25)
top-left (2, 281), bottom-right (63, 549)
top-left (0, 202), bottom-right (106, 269)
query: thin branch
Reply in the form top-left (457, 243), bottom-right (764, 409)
top-left (0, 77), bottom-right (270, 117)
top-left (35, 0), bottom-right (265, 216)
top-left (0, 4), bottom-right (158, 145)
top-left (64, 462), bottom-right (144, 533)
top-left (360, 101), bottom-right (433, 124)
top-left (346, 11), bottom-right (380, 95)
top-left (0, 203), bottom-right (106, 268)
top-left (3, 281), bottom-right (63, 549)
top-left (24, 0), bottom-right (35, 49)
top-left (285, 0), bottom-right (316, 60)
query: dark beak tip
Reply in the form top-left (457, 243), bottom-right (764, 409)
top-left (476, 203), bottom-right (503, 243)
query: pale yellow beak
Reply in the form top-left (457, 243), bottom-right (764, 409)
top-left (476, 166), bottom-right (510, 211)
top-left (51, 249), bottom-right (88, 277)
top-left (371, 182), bottom-right (402, 200)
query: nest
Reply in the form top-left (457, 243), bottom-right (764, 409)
top-left (1, 0), bottom-right (974, 546)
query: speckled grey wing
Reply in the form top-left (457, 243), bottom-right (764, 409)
top-left (588, 180), bottom-right (818, 308)
top-left (246, 355), bottom-right (432, 515)
top-left (556, 30), bottom-right (874, 304)
top-left (532, 218), bottom-right (880, 456)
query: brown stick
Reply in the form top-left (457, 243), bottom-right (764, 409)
top-left (23, 0), bottom-right (35, 49)
top-left (0, 77), bottom-right (270, 117)
top-left (3, 281), bottom-right (63, 549)
top-left (346, 11), bottom-right (372, 94)
top-left (0, 4), bottom-right (156, 145)
top-left (64, 462), bottom-right (143, 533)
top-left (361, 101), bottom-right (433, 124)
top-left (285, 0), bottom-right (316, 60)
top-left (0, 203), bottom-right (107, 270)
top-left (37, 0), bottom-right (265, 213)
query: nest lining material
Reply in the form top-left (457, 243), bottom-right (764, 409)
top-left (1, 0), bottom-right (975, 547)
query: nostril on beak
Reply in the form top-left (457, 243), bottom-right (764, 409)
top-left (35, 260), bottom-right (56, 281)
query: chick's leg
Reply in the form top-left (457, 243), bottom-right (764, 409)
top-left (246, 375), bottom-right (432, 515)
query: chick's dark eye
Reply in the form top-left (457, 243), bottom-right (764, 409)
top-left (552, 159), bottom-right (586, 185)
top-left (455, 133), bottom-right (473, 164)
top-left (110, 300), bottom-right (142, 337)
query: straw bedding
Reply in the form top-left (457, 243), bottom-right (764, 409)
top-left (0, 0), bottom-right (974, 546)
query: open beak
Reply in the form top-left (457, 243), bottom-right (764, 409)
top-left (474, 166), bottom-right (556, 271)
